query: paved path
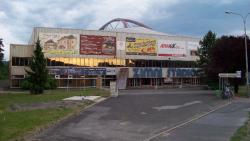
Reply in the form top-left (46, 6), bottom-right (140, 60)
top-left (119, 87), bottom-right (210, 95)
top-left (152, 100), bottom-right (250, 141)
top-left (34, 89), bottom-right (229, 141)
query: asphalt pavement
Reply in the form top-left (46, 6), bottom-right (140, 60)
top-left (152, 100), bottom-right (250, 141)
top-left (33, 88), bottom-right (245, 141)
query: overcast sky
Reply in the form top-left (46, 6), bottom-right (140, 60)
top-left (0, 0), bottom-right (250, 60)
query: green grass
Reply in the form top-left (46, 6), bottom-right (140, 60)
top-left (0, 108), bottom-right (72, 140)
top-left (0, 88), bottom-right (110, 141)
top-left (236, 86), bottom-right (249, 97)
top-left (230, 113), bottom-right (250, 141)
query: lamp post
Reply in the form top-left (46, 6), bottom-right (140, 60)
top-left (225, 11), bottom-right (250, 97)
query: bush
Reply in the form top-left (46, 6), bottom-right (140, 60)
top-left (21, 80), bottom-right (31, 90)
top-left (31, 85), bottom-right (44, 94)
top-left (44, 76), bottom-right (57, 90)
top-left (0, 63), bottom-right (9, 80)
top-left (22, 76), bottom-right (57, 91)
top-left (207, 81), bottom-right (219, 90)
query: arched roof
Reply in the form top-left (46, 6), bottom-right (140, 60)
top-left (99, 18), bottom-right (152, 30)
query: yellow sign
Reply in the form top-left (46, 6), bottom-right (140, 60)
top-left (126, 37), bottom-right (157, 55)
top-left (44, 50), bottom-right (78, 54)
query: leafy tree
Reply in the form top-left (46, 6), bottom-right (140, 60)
top-left (210, 35), bottom-right (250, 83)
top-left (197, 31), bottom-right (217, 81)
top-left (0, 62), bottom-right (9, 80)
top-left (0, 38), bottom-right (5, 79)
top-left (0, 38), bottom-right (4, 66)
top-left (25, 39), bottom-right (50, 94)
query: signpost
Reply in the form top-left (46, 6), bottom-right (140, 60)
top-left (218, 71), bottom-right (241, 93)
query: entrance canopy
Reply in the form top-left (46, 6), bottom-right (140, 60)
top-left (218, 71), bottom-right (241, 78)
top-left (218, 71), bottom-right (241, 91)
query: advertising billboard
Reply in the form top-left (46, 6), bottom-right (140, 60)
top-left (49, 68), bottom-right (116, 76)
top-left (80, 35), bottom-right (116, 55)
top-left (39, 33), bottom-right (79, 55)
top-left (158, 40), bottom-right (186, 57)
top-left (126, 37), bottom-right (157, 56)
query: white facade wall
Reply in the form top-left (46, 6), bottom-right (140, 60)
top-left (9, 44), bottom-right (33, 76)
top-left (29, 27), bottom-right (200, 61)
top-left (10, 27), bottom-right (201, 88)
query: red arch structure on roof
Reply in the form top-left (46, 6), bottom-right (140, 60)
top-left (99, 18), bottom-right (152, 30)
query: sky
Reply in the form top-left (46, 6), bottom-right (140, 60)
top-left (0, 0), bottom-right (250, 60)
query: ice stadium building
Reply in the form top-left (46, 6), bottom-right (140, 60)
top-left (9, 18), bottom-right (201, 88)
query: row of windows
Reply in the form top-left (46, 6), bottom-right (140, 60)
top-left (11, 57), bottom-right (198, 68)
top-left (126, 60), bottom-right (197, 68)
top-left (47, 58), bottom-right (198, 68)
top-left (47, 57), bottom-right (125, 67)
top-left (12, 57), bottom-right (32, 66)
top-left (11, 78), bottom-right (115, 88)
top-left (11, 77), bottom-right (201, 88)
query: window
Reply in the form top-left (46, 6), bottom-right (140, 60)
top-left (12, 75), bottom-right (25, 79)
top-left (12, 57), bottom-right (31, 66)
top-left (190, 50), bottom-right (198, 56)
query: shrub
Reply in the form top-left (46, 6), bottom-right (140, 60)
top-left (22, 76), bottom-right (57, 91)
top-left (45, 76), bottom-right (57, 90)
top-left (21, 80), bottom-right (31, 90)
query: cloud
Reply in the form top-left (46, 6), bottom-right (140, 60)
top-left (0, 24), bottom-right (24, 61)
top-left (0, 11), bottom-right (7, 19)
top-left (84, 0), bottom-right (179, 29)
top-left (0, 0), bottom-right (249, 60)
top-left (227, 30), bottom-right (250, 36)
top-left (0, 0), bottom-right (180, 60)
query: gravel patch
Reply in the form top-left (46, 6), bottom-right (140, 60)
top-left (9, 100), bottom-right (93, 111)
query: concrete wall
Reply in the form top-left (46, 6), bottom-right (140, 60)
top-left (10, 44), bottom-right (34, 57)
top-left (9, 44), bottom-right (33, 76)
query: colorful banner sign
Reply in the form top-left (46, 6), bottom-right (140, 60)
top-left (49, 68), bottom-right (116, 76)
top-left (126, 37), bottom-right (157, 56)
top-left (158, 40), bottom-right (186, 57)
top-left (39, 33), bottom-right (79, 55)
top-left (80, 35), bottom-right (116, 55)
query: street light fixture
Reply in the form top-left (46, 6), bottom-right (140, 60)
top-left (225, 11), bottom-right (250, 97)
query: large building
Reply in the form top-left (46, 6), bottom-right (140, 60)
top-left (10, 18), bottom-right (201, 89)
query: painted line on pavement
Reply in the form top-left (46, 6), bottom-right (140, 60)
top-left (143, 101), bottom-right (232, 141)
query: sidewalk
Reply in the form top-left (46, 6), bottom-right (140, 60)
top-left (152, 99), bottom-right (250, 141)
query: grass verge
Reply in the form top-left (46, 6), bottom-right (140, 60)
top-left (236, 86), bottom-right (249, 97)
top-left (0, 88), bottom-right (109, 141)
top-left (230, 113), bottom-right (250, 141)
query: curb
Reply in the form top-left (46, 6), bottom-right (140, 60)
top-left (24, 96), bottom-right (111, 141)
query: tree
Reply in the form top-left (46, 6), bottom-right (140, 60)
top-left (209, 36), bottom-right (250, 83)
top-left (197, 31), bottom-right (217, 80)
top-left (0, 38), bottom-right (4, 79)
top-left (26, 39), bottom-right (49, 94)
top-left (0, 38), bottom-right (4, 66)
